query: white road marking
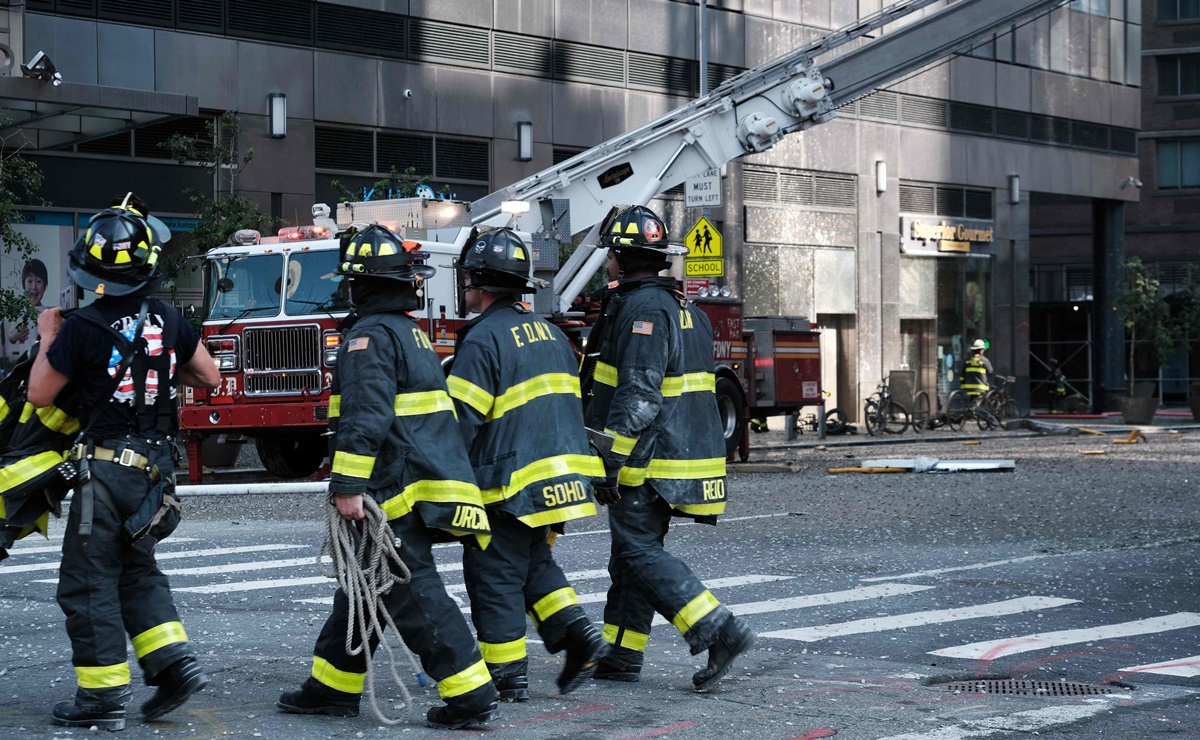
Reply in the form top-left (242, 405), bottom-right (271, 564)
top-left (761, 596), bottom-right (1078, 642)
top-left (651, 582), bottom-right (933, 626)
top-left (861, 554), bottom-right (1053, 582)
top-left (872, 701), bottom-right (1119, 739)
top-left (177, 576), bottom-right (334, 594)
top-left (1118, 655), bottom-right (1200, 678)
top-left (930, 612), bottom-right (1200, 659)
top-left (6, 544), bottom-right (307, 574)
top-left (5, 537), bottom-right (198, 555)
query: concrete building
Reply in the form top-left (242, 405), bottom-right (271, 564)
top-left (0, 0), bottom-right (1141, 417)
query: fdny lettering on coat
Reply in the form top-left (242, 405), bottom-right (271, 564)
top-left (451, 504), bottom-right (486, 529)
top-left (509, 321), bottom-right (557, 348)
top-left (542, 480), bottom-right (587, 507)
top-left (702, 479), bottom-right (725, 501)
top-left (411, 327), bottom-right (433, 350)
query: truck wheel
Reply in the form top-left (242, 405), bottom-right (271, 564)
top-left (715, 376), bottom-right (746, 458)
top-left (256, 434), bottom-right (327, 480)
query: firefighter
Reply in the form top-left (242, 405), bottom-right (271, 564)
top-left (276, 224), bottom-right (499, 730)
top-left (1047, 359), bottom-right (1067, 413)
top-left (28, 194), bottom-right (222, 730)
top-left (582, 205), bottom-right (754, 690)
top-left (447, 227), bottom-right (610, 702)
top-left (960, 339), bottom-right (993, 398)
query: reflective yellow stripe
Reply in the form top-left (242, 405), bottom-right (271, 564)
top-left (131, 621), bottom-right (188, 658)
top-left (531, 587), bottom-right (579, 622)
top-left (76, 663), bottom-right (131, 689)
top-left (395, 390), bottom-right (455, 417)
top-left (19, 402), bottom-right (34, 423)
top-left (0, 450), bottom-right (64, 495)
top-left (518, 501), bottom-right (596, 528)
top-left (312, 656), bottom-right (364, 694)
top-left (490, 373), bottom-right (580, 420)
top-left (602, 624), bottom-right (649, 652)
top-left (437, 659), bottom-right (492, 699)
top-left (593, 362), bottom-right (618, 387)
top-left (604, 428), bottom-right (638, 456)
top-left (447, 376), bottom-right (494, 416)
top-left (661, 372), bottom-right (715, 397)
top-left (670, 590), bottom-right (720, 634)
top-left (671, 501), bottom-right (727, 516)
top-left (478, 454), bottom-right (604, 505)
top-left (479, 638), bottom-right (526, 664)
top-left (0, 396), bottom-right (8, 423)
top-left (331, 451), bottom-right (375, 479)
top-left (617, 457), bottom-right (726, 486)
top-left (380, 479), bottom-right (483, 520)
top-left (328, 395), bottom-right (340, 418)
top-left (33, 405), bottom-right (80, 435)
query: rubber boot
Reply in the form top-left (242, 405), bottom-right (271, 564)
top-left (276, 678), bottom-right (360, 717)
top-left (593, 645), bottom-right (643, 683)
top-left (557, 619), bottom-right (611, 694)
top-left (142, 657), bottom-right (209, 721)
top-left (425, 691), bottom-right (500, 730)
top-left (52, 685), bottom-right (131, 732)
top-left (491, 658), bottom-right (529, 702)
top-left (692, 615), bottom-right (755, 691)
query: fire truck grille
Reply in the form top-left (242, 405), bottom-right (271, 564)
top-left (243, 325), bottom-right (323, 396)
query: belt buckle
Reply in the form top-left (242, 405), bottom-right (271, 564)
top-left (70, 444), bottom-right (85, 462)
top-left (118, 448), bottom-right (138, 467)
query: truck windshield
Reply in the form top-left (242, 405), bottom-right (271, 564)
top-left (205, 254), bottom-right (284, 320)
top-left (284, 250), bottom-right (351, 316)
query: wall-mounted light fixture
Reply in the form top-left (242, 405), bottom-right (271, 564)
top-left (516, 121), bottom-right (533, 162)
top-left (1008, 173), bottom-right (1021, 205)
top-left (269, 93), bottom-right (287, 139)
top-left (875, 160), bottom-right (887, 194)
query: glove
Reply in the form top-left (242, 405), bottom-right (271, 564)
top-left (592, 473), bottom-right (621, 506)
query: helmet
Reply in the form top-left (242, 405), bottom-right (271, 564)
top-left (455, 227), bottom-right (548, 292)
top-left (337, 224), bottom-right (435, 282)
top-left (67, 196), bottom-right (165, 297)
top-left (596, 205), bottom-right (688, 256)
top-left (971, 339), bottom-right (987, 351)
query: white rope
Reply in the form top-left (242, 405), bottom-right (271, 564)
top-left (319, 497), bottom-right (424, 725)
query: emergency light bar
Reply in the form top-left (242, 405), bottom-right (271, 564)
top-left (278, 225), bottom-right (333, 241)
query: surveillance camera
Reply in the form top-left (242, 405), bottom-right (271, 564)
top-left (20, 50), bottom-right (62, 86)
top-left (1120, 176), bottom-right (1143, 189)
top-left (403, 89), bottom-right (413, 99)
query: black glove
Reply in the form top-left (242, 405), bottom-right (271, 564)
top-left (592, 472), bottom-right (621, 506)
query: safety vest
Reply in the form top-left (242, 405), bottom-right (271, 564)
top-left (961, 353), bottom-right (990, 397)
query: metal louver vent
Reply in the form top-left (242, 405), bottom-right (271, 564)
top-left (436, 139), bottom-right (490, 182)
top-left (555, 41), bottom-right (625, 85)
top-left (707, 63), bottom-right (744, 93)
top-left (553, 148), bottom-right (583, 165)
top-left (936, 187), bottom-right (965, 217)
top-left (494, 32), bottom-right (553, 77)
top-left (899, 183), bottom-right (935, 214)
top-left (26, 0), bottom-right (55, 11)
top-left (965, 189), bottom-right (993, 220)
top-left (901, 96), bottom-right (947, 128)
top-left (317, 5), bottom-right (405, 59)
top-left (779, 172), bottom-right (814, 205)
top-left (628, 52), bottom-right (695, 96)
top-left (814, 175), bottom-right (856, 209)
top-left (99, 0), bottom-right (172, 25)
top-left (411, 19), bottom-right (490, 68)
top-left (743, 169), bottom-right (778, 202)
top-left (78, 131), bottom-right (132, 156)
top-left (229, 0), bottom-right (313, 43)
top-left (995, 109), bottom-right (1030, 139)
top-left (134, 115), bottom-right (210, 159)
top-left (315, 127), bottom-right (374, 172)
top-left (1071, 121), bottom-right (1109, 150)
top-left (178, 0), bottom-right (223, 31)
top-left (859, 91), bottom-right (899, 121)
top-left (949, 102), bottom-right (993, 134)
top-left (377, 133), bottom-right (433, 175)
top-left (838, 100), bottom-right (858, 118)
top-left (1031, 115), bottom-right (1071, 144)
top-left (1110, 128), bottom-right (1137, 154)
top-left (58, 0), bottom-right (96, 12)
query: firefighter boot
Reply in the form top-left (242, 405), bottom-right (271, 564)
top-left (142, 657), bottom-right (209, 721)
top-left (52, 685), bottom-right (132, 731)
top-left (425, 685), bottom-right (500, 730)
top-left (692, 615), bottom-right (755, 691)
top-left (593, 645), bottom-right (643, 683)
top-left (492, 658), bottom-right (530, 702)
top-left (557, 618), bottom-right (611, 694)
top-left (276, 678), bottom-right (360, 717)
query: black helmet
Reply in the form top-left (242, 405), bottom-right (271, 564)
top-left (455, 227), bottom-right (548, 292)
top-left (596, 205), bottom-right (688, 256)
top-left (337, 224), bottom-right (435, 282)
top-left (67, 195), bottom-right (165, 297)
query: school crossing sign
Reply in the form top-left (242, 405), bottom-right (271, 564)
top-left (684, 217), bottom-right (723, 278)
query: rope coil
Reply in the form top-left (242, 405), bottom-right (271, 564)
top-left (319, 496), bottom-right (424, 725)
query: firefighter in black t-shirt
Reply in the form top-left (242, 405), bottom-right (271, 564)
top-left (28, 195), bottom-right (221, 731)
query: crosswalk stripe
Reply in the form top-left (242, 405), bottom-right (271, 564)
top-left (761, 596), bottom-right (1078, 642)
top-left (929, 612), bottom-right (1200, 659)
top-left (577, 574), bottom-right (793, 606)
top-left (861, 554), bottom-right (1053, 583)
top-left (4, 537), bottom-right (199, 556)
top-left (296, 568), bottom-right (618, 607)
top-left (7, 544), bottom-right (307, 574)
top-left (650, 583), bottom-right (933, 626)
top-left (173, 561), bottom-right (469, 594)
top-left (872, 702), bottom-right (1118, 739)
top-left (1117, 655), bottom-right (1200, 678)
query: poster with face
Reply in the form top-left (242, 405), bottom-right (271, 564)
top-left (0, 224), bottom-right (72, 370)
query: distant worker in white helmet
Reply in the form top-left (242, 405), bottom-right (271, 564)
top-left (960, 339), bottom-right (993, 398)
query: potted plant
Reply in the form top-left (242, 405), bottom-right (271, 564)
top-left (1115, 259), bottom-right (1176, 425)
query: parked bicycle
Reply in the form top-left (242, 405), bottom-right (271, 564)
top-left (983, 375), bottom-right (1021, 421)
top-left (863, 379), bottom-right (909, 435)
top-left (944, 389), bottom-right (1000, 431)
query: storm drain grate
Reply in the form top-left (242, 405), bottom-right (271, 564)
top-left (943, 680), bottom-right (1114, 697)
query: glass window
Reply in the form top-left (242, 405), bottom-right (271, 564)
top-left (1183, 140), bottom-right (1200, 188)
top-left (1157, 139), bottom-right (1200, 189)
top-left (1186, 0), bottom-right (1200, 18)
top-left (1160, 0), bottom-right (1200, 19)
top-left (1159, 140), bottom-right (1181, 188)
top-left (1159, 55), bottom-right (1200, 96)
top-left (1160, 57), bottom-right (1180, 96)
top-left (204, 254), bottom-right (284, 320)
top-left (284, 251), bottom-right (352, 317)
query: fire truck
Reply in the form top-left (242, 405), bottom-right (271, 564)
top-left (179, 0), bottom-right (1064, 483)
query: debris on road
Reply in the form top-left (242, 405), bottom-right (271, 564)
top-left (1112, 429), bottom-right (1145, 445)
top-left (828, 457), bottom-right (1016, 474)
top-left (1079, 450), bottom-right (1108, 456)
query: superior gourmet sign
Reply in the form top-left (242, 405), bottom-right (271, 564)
top-left (901, 216), bottom-right (995, 256)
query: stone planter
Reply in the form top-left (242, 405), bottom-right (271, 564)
top-left (1117, 396), bottom-right (1158, 426)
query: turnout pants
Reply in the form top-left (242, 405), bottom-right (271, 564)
top-left (308, 510), bottom-right (496, 709)
top-left (57, 444), bottom-right (193, 706)
top-left (462, 512), bottom-right (587, 675)
top-left (603, 484), bottom-right (730, 656)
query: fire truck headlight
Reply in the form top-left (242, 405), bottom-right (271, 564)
top-left (323, 330), bottom-right (342, 366)
top-left (216, 354), bottom-right (239, 371)
top-left (324, 349), bottom-right (338, 366)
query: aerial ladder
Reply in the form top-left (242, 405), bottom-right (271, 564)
top-left (464, 0), bottom-right (1070, 312)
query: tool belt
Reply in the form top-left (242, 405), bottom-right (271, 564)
top-left (73, 443), bottom-right (151, 472)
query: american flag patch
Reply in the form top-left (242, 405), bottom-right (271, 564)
top-left (348, 337), bottom-right (370, 352)
top-left (632, 321), bottom-right (654, 336)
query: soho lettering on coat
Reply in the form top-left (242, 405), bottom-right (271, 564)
top-left (543, 480), bottom-right (588, 507)
top-left (451, 505), bottom-right (486, 529)
top-left (510, 321), bottom-right (557, 348)
top-left (702, 479), bottom-right (726, 501)
top-left (679, 310), bottom-right (694, 330)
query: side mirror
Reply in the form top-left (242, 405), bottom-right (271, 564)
top-left (183, 304), bottom-right (197, 319)
top-left (217, 277), bottom-right (234, 293)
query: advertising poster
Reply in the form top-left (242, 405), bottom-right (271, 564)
top-left (0, 224), bottom-right (73, 371)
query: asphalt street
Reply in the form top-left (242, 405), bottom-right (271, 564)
top-left (1, 430), bottom-right (1198, 739)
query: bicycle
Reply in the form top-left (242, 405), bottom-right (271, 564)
top-left (910, 389), bottom-right (932, 432)
top-left (863, 379), bottom-right (909, 435)
top-left (983, 375), bottom-right (1020, 422)
top-left (945, 390), bottom-right (1000, 431)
